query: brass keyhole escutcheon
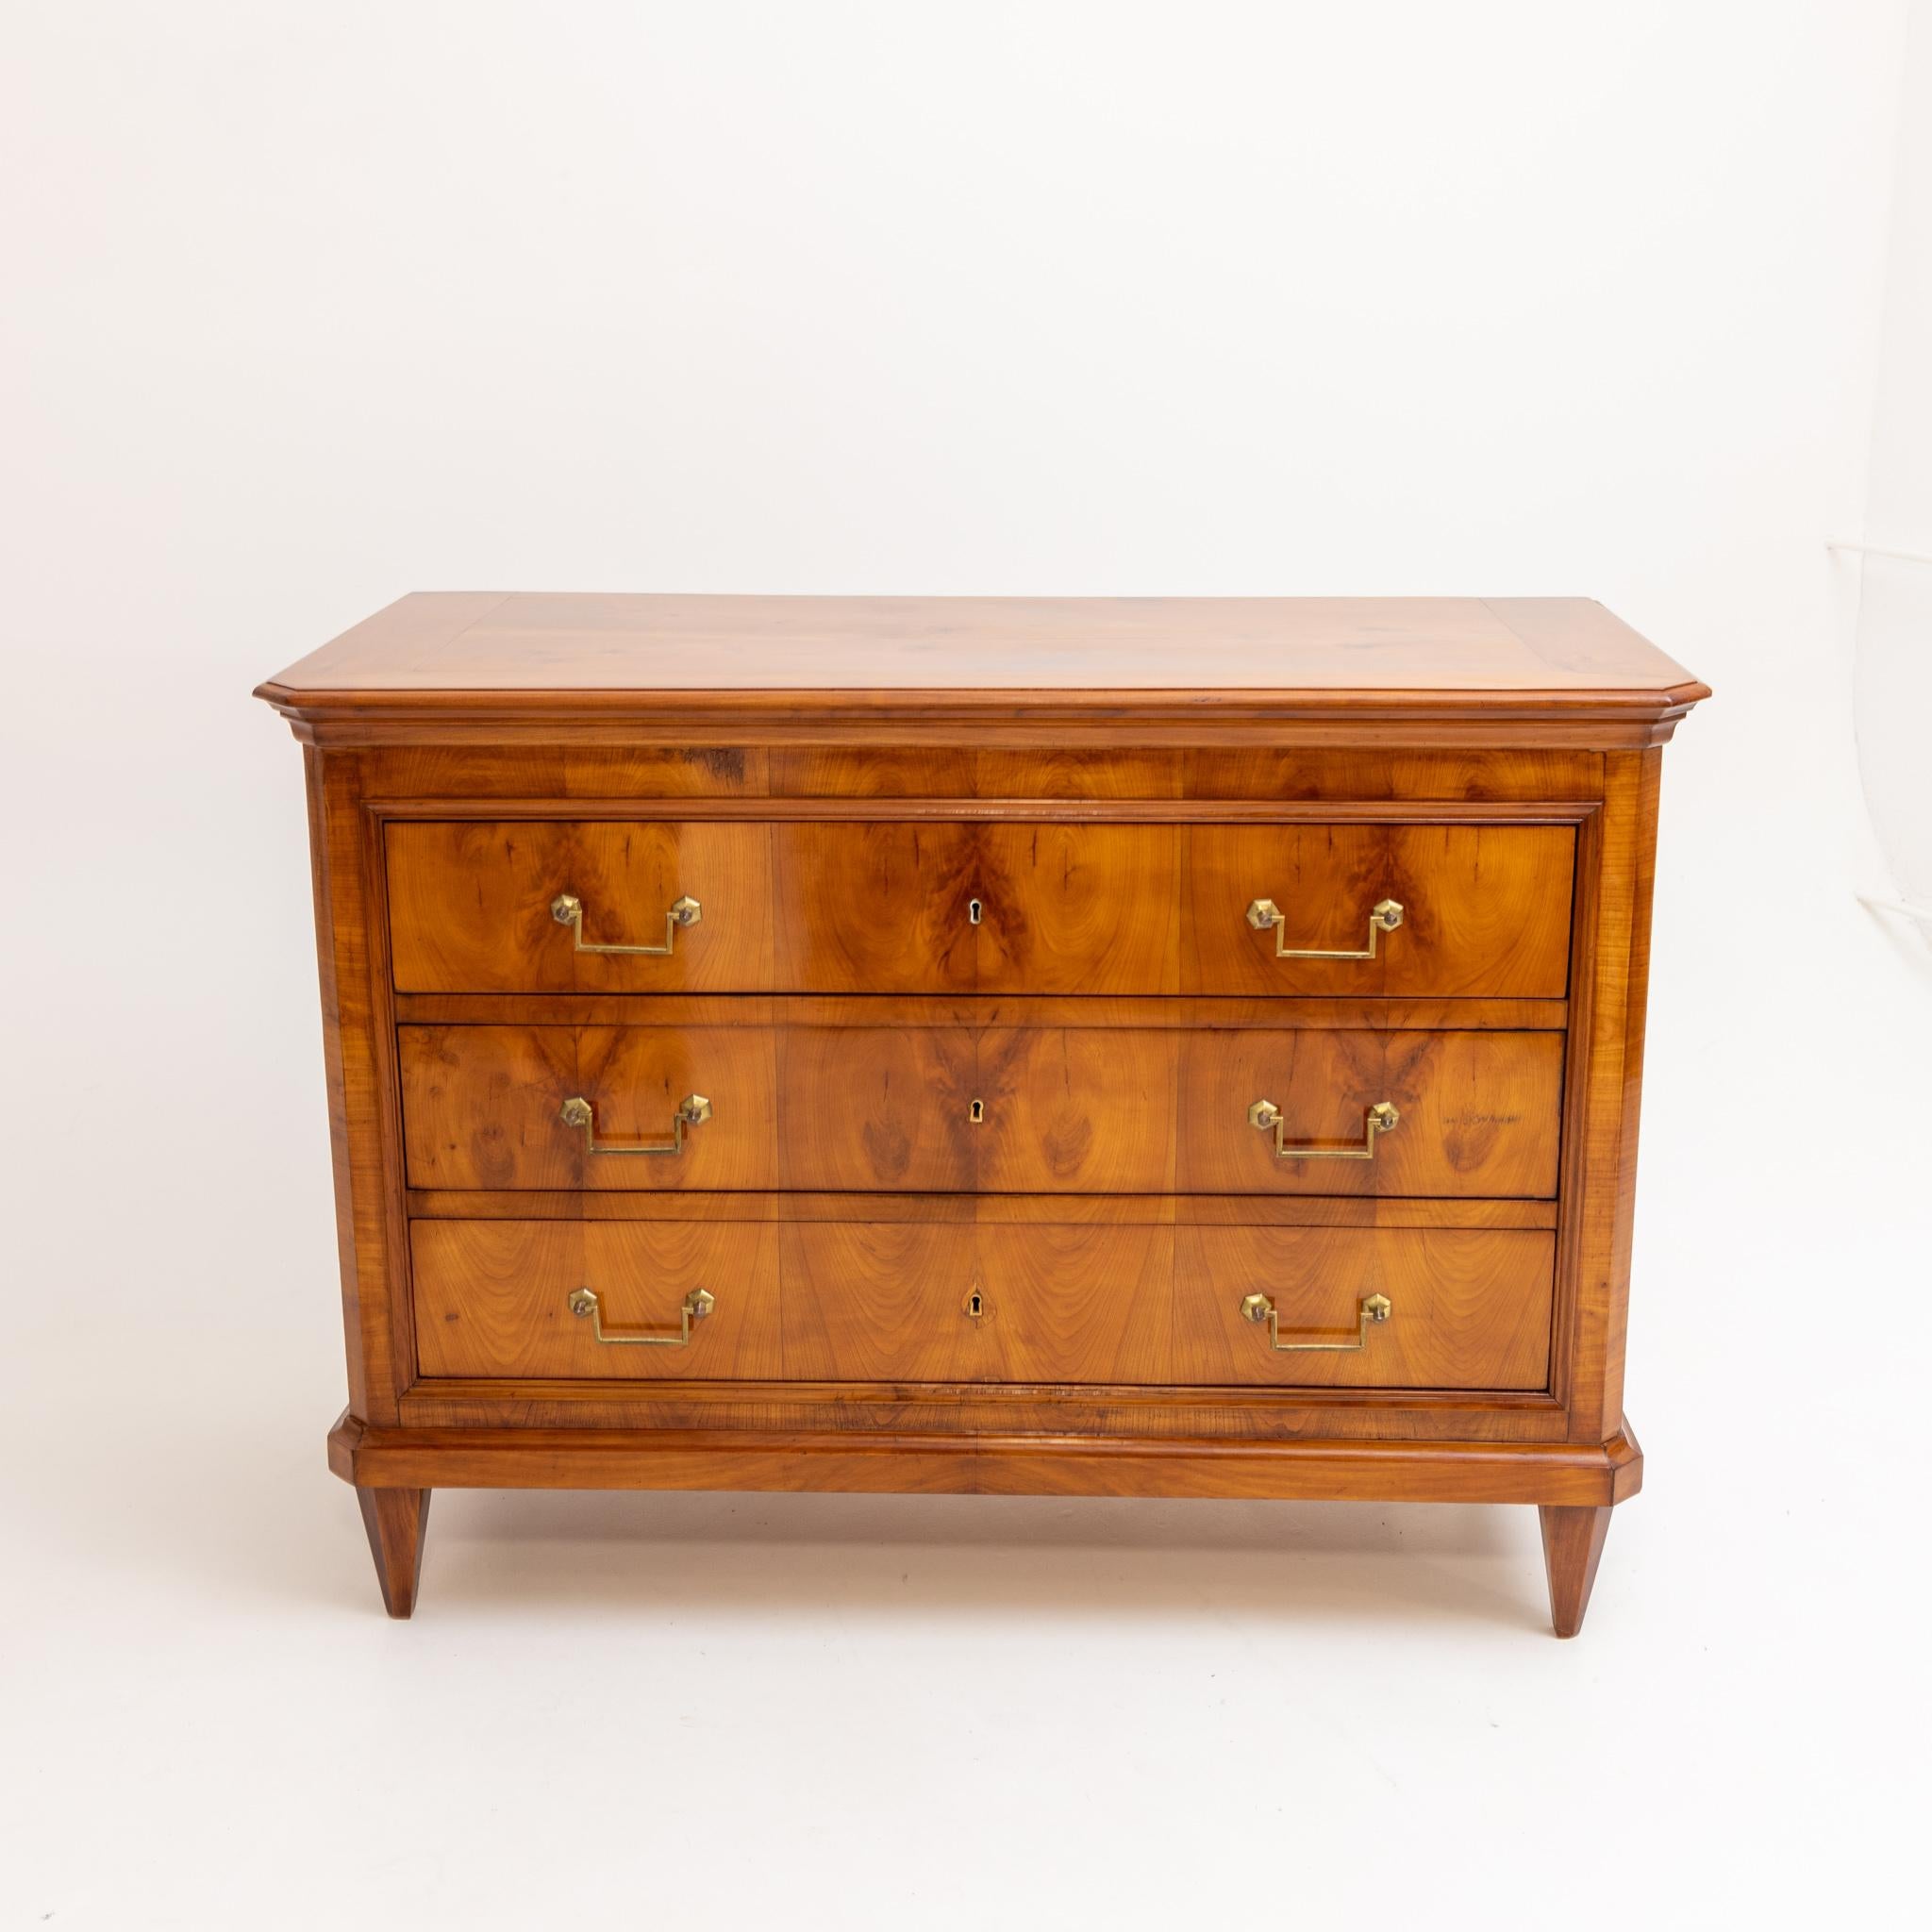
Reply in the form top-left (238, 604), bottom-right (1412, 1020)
top-left (963, 1286), bottom-right (989, 1321)
top-left (969, 897), bottom-right (984, 924)
top-left (969, 1098), bottom-right (985, 1124)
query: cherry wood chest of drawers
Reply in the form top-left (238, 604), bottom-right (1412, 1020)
top-left (258, 593), bottom-right (1707, 1632)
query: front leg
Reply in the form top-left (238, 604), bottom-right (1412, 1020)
top-left (1538, 1503), bottom-right (1613, 1638)
top-left (357, 1487), bottom-right (431, 1618)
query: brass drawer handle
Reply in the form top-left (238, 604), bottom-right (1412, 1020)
top-left (1241, 1291), bottom-right (1391, 1352)
top-left (1249, 1098), bottom-right (1400, 1160)
top-left (551, 890), bottom-right (701, 956)
top-left (568, 1285), bottom-right (714, 1346)
top-left (1246, 896), bottom-right (1403, 960)
top-left (559, 1092), bottom-right (711, 1156)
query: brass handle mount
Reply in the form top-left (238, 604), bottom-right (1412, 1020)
top-left (1249, 1098), bottom-right (1399, 1161)
top-left (552, 890), bottom-right (701, 957)
top-left (1241, 1291), bottom-right (1391, 1353)
top-left (560, 1092), bottom-right (711, 1156)
top-left (1246, 896), bottom-right (1403, 961)
top-left (568, 1285), bottom-right (714, 1347)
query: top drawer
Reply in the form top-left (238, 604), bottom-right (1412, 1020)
top-left (386, 820), bottom-right (1574, 997)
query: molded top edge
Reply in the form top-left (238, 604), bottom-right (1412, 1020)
top-left (257, 592), bottom-right (1708, 715)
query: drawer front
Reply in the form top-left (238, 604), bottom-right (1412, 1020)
top-left (776, 823), bottom-right (1185, 994)
top-left (389, 821), bottom-right (775, 994)
top-left (770, 822), bottom-right (976, 993)
top-left (387, 820), bottom-right (1572, 997)
top-left (1185, 824), bottom-right (1573, 997)
top-left (400, 1024), bottom-right (782, 1191)
top-left (414, 1219), bottom-right (782, 1380)
top-left (1173, 1027), bottom-right (1563, 1197)
top-left (399, 1024), bottom-right (1561, 1197)
top-left (412, 1219), bottom-right (1553, 1391)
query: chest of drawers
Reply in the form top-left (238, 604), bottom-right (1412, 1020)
top-left (258, 593), bottom-right (1706, 1633)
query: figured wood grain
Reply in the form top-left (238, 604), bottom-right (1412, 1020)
top-left (398, 1024), bottom-right (778, 1191)
top-left (776, 1223), bottom-right (981, 1382)
top-left (974, 1028), bottom-right (1181, 1193)
top-left (977, 824), bottom-right (1182, 992)
top-left (413, 1220), bottom-right (782, 1379)
top-left (773, 747), bottom-right (1190, 798)
top-left (387, 818), bottom-right (1573, 998)
top-left (387, 821), bottom-right (774, 992)
top-left (1170, 1226), bottom-right (1552, 1388)
top-left (1182, 749), bottom-right (1605, 801)
top-left (1184, 824), bottom-right (1574, 996)
top-left (776, 1026), bottom-right (976, 1191)
top-left (360, 744), bottom-right (768, 801)
top-left (398, 1024), bottom-right (1559, 1196)
top-left (1176, 1029), bottom-right (1563, 1197)
top-left (773, 822), bottom-right (975, 991)
top-left (779, 1223), bottom-right (1551, 1390)
top-left (421, 1220), bottom-right (1551, 1391)
top-left (358, 744), bottom-right (1606, 802)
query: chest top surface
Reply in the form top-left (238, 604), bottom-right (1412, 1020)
top-left (255, 593), bottom-right (1706, 744)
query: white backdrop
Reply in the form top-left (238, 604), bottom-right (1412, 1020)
top-left (4, 5), bottom-right (1928, 1927)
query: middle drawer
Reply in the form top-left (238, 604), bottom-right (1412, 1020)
top-left (399, 1024), bottom-right (1563, 1197)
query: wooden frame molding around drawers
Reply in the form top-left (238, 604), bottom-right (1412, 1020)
top-left (259, 592), bottom-right (1706, 1632)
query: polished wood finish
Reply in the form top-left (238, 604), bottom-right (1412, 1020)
top-left (386, 818), bottom-right (1572, 997)
top-left (1172, 1028), bottom-right (1563, 1198)
top-left (413, 1220), bottom-right (782, 1380)
top-left (774, 822), bottom-right (975, 992)
top-left (1186, 824), bottom-right (1574, 996)
top-left (356, 1487), bottom-right (430, 1620)
top-left (397, 1022), bottom-right (1562, 1197)
top-left (979, 824), bottom-right (1183, 992)
top-left (330, 1409), bottom-right (1644, 1506)
top-left (258, 594), bottom-right (1709, 745)
top-left (357, 742), bottom-right (1604, 802)
top-left (1539, 1503), bottom-right (1614, 1639)
top-left (399, 1024), bottom-right (780, 1191)
top-left (263, 593), bottom-right (1704, 1631)
top-left (391, 992), bottom-right (1569, 1032)
top-left (412, 1218), bottom-right (1552, 1390)
top-left (404, 1189), bottom-right (1560, 1229)
top-left (388, 820), bottom-right (774, 992)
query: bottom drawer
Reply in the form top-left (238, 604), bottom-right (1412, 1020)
top-left (412, 1219), bottom-right (1553, 1391)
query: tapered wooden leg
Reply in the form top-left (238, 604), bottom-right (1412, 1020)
top-left (357, 1487), bottom-right (431, 1618)
top-left (1539, 1503), bottom-right (1612, 1638)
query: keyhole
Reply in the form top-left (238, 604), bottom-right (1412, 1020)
top-left (969, 1098), bottom-right (985, 1124)
top-left (965, 1290), bottom-right (985, 1320)
top-left (969, 898), bottom-right (983, 924)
